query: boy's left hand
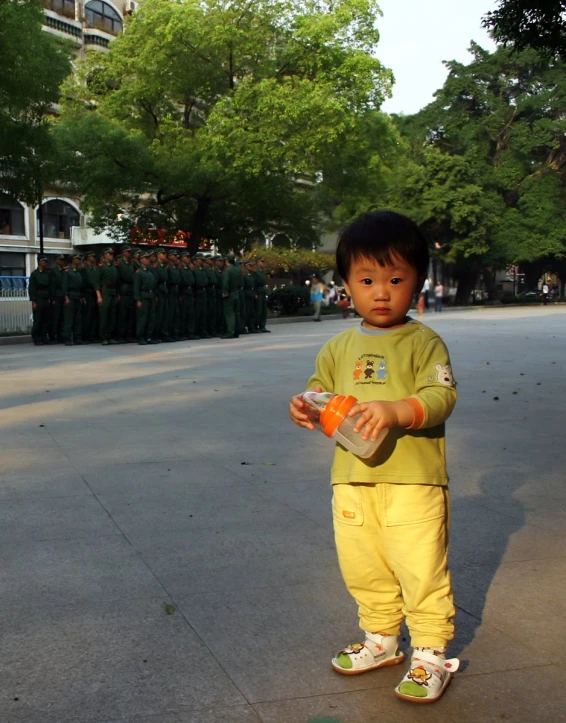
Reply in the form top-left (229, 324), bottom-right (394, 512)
top-left (348, 400), bottom-right (413, 441)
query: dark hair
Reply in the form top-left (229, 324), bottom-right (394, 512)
top-left (336, 211), bottom-right (429, 281)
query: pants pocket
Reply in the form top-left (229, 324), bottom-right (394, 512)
top-left (384, 484), bottom-right (446, 527)
top-left (332, 484), bottom-right (364, 526)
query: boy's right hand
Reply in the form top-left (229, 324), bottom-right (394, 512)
top-left (289, 387), bottom-right (322, 430)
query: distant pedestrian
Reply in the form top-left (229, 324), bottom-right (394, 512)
top-left (311, 274), bottom-right (325, 322)
top-left (338, 292), bottom-right (351, 319)
top-left (434, 281), bottom-right (444, 312)
top-left (421, 277), bottom-right (430, 309)
top-left (542, 282), bottom-right (549, 305)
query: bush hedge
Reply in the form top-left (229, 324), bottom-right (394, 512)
top-left (267, 285), bottom-right (310, 316)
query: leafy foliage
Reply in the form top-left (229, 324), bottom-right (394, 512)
top-left (383, 44), bottom-right (566, 300)
top-left (0, 0), bottom-right (72, 204)
top-left (483, 1), bottom-right (566, 59)
top-left (247, 245), bottom-right (335, 276)
top-left (55, 0), bottom-right (393, 252)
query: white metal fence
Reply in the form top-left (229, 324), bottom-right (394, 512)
top-left (0, 277), bottom-right (32, 335)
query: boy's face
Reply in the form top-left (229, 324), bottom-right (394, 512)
top-left (343, 254), bottom-right (420, 329)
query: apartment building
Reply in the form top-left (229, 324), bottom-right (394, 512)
top-left (0, 0), bottom-right (135, 278)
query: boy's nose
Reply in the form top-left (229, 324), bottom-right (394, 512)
top-left (373, 284), bottom-right (390, 300)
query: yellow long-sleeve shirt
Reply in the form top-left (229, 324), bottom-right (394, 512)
top-left (307, 319), bottom-right (457, 486)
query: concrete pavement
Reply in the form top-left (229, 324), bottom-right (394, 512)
top-left (0, 306), bottom-right (565, 722)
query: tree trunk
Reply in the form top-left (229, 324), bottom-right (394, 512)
top-left (453, 269), bottom-right (477, 305)
top-left (189, 196), bottom-right (211, 255)
top-left (521, 259), bottom-right (547, 291)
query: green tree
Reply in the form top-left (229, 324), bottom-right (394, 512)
top-left (55, 0), bottom-right (393, 252)
top-left (387, 44), bottom-right (566, 301)
top-left (483, 1), bottom-right (566, 59)
top-left (0, 0), bottom-right (72, 204)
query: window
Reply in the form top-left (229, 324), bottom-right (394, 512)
top-left (0, 252), bottom-right (26, 277)
top-left (38, 200), bottom-right (79, 239)
top-left (0, 195), bottom-right (25, 236)
top-left (45, 0), bottom-right (75, 19)
top-left (85, 0), bottom-right (123, 34)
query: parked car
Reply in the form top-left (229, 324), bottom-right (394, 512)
top-left (517, 289), bottom-right (558, 299)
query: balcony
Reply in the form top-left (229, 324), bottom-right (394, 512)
top-left (83, 30), bottom-right (111, 49)
top-left (43, 9), bottom-right (82, 45)
top-left (43, 0), bottom-right (76, 20)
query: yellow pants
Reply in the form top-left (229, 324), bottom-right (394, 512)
top-left (332, 483), bottom-right (455, 648)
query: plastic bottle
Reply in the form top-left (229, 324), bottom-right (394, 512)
top-left (302, 391), bottom-right (389, 459)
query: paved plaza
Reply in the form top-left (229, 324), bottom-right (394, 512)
top-left (1, 306), bottom-right (565, 723)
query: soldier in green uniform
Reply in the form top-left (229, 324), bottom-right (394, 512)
top-left (134, 251), bottom-right (158, 344)
top-left (116, 245), bottom-right (136, 343)
top-left (214, 255), bottom-right (226, 336)
top-left (221, 252), bottom-right (241, 339)
top-left (243, 260), bottom-right (259, 333)
top-left (132, 247), bottom-right (141, 270)
top-left (179, 251), bottom-right (198, 340)
top-left (254, 257), bottom-right (271, 333)
top-left (29, 254), bottom-right (51, 345)
top-left (204, 255), bottom-right (217, 336)
top-left (80, 251), bottom-right (99, 343)
top-left (151, 248), bottom-right (172, 342)
top-left (62, 253), bottom-right (84, 345)
top-left (236, 259), bottom-right (247, 334)
top-left (95, 247), bottom-right (119, 345)
top-left (166, 249), bottom-right (182, 341)
top-left (49, 254), bottom-right (66, 343)
top-left (193, 253), bottom-right (211, 339)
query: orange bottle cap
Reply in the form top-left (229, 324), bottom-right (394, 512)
top-left (319, 395), bottom-right (357, 437)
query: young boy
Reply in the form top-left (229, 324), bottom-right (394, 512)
top-left (289, 211), bottom-right (459, 703)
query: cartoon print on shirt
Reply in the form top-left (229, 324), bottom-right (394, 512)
top-left (352, 354), bottom-right (387, 386)
top-left (435, 363), bottom-right (455, 387)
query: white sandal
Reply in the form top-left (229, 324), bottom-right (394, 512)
top-left (395, 649), bottom-right (460, 703)
top-left (331, 634), bottom-right (404, 675)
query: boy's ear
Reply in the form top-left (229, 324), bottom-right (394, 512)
top-left (343, 279), bottom-right (352, 297)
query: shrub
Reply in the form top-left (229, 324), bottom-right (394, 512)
top-left (267, 286), bottom-right (310, 316)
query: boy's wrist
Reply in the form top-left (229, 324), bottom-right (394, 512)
top-left (391, 399), bottom-right (415, 428)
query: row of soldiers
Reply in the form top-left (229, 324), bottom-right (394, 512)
top-left (28, 246), bottom-right (271, 345)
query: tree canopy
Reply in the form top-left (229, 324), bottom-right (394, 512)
top-left (483, 1), bottom-right (566, 59)
top-left (56, 0), bottom-right (394, 253)
top-left (0, 0), bottom-right (72, 204)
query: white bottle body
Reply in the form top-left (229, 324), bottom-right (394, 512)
top-left (332, 415), bottom-right (389, 459)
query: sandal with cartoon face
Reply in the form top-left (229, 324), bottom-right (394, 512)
top-left (395, 650), bottom-right (460, 703)
top-left (331, 636), bottom-right (405, 675)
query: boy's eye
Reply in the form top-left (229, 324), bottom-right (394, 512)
top-left (361, 278), bottom-right (373, 285)
top-left (390, 278), bottom-right (402, 285)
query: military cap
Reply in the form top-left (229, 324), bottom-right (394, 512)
top-left (256, 257), bottom-right (264, 263)
top-left (37, 254), bottom-right (48, 262)
top-left (214, 254), bottom-right (223, 260)
top-left (139, 251), bottom-right (151, 259)
top-left (103, 247), bottom-right (114, 255)
top-left (121, 244), bottom-right (132, 252)
top-left (225, 252), bottom-right (236, 262)
top-left (194, 251), bottom-right (205, 258)
top-left (180, 251), bottom-right (191, 258)
top-left (167, 248), bottom-right (179, 256)
top-left (56, 254), bottom-right (66, 260)
top-left (155, 247), bottom-right (166, 255)
top-left (71, 253), bottom-right (82, 261)
top-left (85, 250), bottom-right (96, 258)
top-left (244, 260), bottom-right (253, 267)
top-left (132, 247), bottom-right (141, 254)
